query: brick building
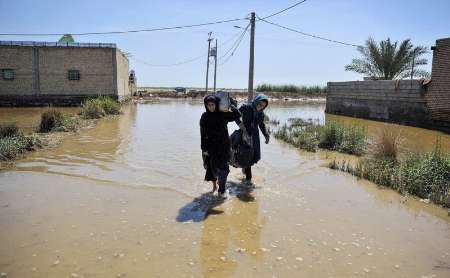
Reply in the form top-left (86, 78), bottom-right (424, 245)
top-left (0, 41), bottom-right (137, 106)
top-left (426, 38), bottom-right (450, 126)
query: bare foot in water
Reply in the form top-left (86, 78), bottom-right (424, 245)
top-left (211, 181), bottom-right (218, 193)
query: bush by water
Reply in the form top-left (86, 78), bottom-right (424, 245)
top-left (81, 96), bottom-right (121, 119)
top-left (0, 123), bottom-right (42, 161)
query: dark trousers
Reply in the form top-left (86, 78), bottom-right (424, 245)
top-left (244, 167), bottom-right (252, 181)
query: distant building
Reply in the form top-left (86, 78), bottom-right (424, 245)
top-left (0, 41), bottom-right (137, 106)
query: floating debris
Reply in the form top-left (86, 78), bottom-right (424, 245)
top-left (52, 260), bottom-right (60, 266)
top-left (295, 257), bottom-right (303, 262)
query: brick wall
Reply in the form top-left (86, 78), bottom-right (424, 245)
top-left (38, 47), bottom-right (115, 96)
top-left (0, 46), bottom-right (34, 96)
top-left (426, 38), bottom-right (450, 123)
top-left (0, 44), bottom-right (133, 105)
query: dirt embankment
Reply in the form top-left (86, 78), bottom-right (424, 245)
top-left (136, 88), bottom-right (326, 102)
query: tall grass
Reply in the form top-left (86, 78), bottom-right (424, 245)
top-left (328, 131), bottom-right (450, 207)
top-left (256, 84), bottom-right (327, 95)
top-left (39, 109), bottom-right (80, 133)
top-left (372, 126), bottom-right (403, 161)
top-left (81, 96), bottom-right (120, 119)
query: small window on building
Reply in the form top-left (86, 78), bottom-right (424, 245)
top-left (68, 70), bottom-right (80, 81)
top-left (2, 69), bottom-right (14, 80)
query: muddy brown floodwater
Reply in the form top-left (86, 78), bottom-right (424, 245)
top-left (1, 100), bottom-right (450, 278)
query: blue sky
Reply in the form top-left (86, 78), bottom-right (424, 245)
top-left (1, 0), bottom-right (449, 88)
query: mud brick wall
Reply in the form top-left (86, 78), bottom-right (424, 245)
top-left (426, 38), bottom-right (450, 124)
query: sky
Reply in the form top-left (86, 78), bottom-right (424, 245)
top-left (1, 0), bottom-right (449, 88)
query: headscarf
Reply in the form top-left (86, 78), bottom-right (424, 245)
top-left (203, 94), bottom-right (219, 113)
top-left (252, 94), bottom-right (269, 111)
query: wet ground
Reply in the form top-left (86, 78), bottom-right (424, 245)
top-left (1, 100), bottom-right (450, 278)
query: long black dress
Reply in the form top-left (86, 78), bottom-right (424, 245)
top-left (200, 95), bottom-right (241, 181)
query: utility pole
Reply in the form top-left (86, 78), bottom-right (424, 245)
top-left (247, 12), bottom-right (256, 103)
top-left (205, 32), bottom-right (213, 94)
top-left (213, 39), bottom-right (218, 92)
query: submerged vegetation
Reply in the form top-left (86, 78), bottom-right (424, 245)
top-left (81, 96), bottom-right (121, 119)
top-left (274, 119), bottom-right (366, 155)
top-left (0, 123), bottom-right (42, 161)
top-left (256, 84), bottom-right (327, 96)
top-left (275, 118), bottom-right (449, 207)
top-left (1, 96), bottom-right (121, 162)
top-left (329, 129), bottom-right (450, 207)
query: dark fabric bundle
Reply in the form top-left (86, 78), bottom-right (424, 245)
top-left (229, 129), bottom-right (254, 169)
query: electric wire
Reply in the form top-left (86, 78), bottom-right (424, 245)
top-left (218, 27), bottom-right (249, 66)
top-left (130, 30), bottom-right (244, 67)
top-left (259, 17), bottom-right (362, 47)
top-left (218, 23), bottom-right (250, 60)
top-left (259, 0), bottom-right (308, 20)
top-left (0, 18), bottom-right (247, 36)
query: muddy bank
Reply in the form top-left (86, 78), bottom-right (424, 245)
top-left (1, 101), bottom-right (449, 277)
top-left (135, 88), bottom-right (326, 102)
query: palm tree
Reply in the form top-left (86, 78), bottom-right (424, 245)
top-left (345, 37), bottom-right (429, 80)
top-left (58, 34), bottom-right (75, 43)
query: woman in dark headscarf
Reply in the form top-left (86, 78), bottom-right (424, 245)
top-left (235, 94), bottom-right (270, 181)
top-left (200, 95), bottom-right (241, 197)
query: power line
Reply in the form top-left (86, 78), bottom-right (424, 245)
top-left (0, 18), bottom-right (247, 36)
top-left (259, 0), bottom-right (308, 20)
top-left (218, 26), bottom-right (249, 66)
top-left (259, 17), bottom-right (362, 47)
top-left (130, 30), bottom-right (244, 67)
top-left (218, 23), bottom-right (250, 60)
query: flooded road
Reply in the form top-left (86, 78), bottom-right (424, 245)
top-left (1, 100), bottom-right (450, 278)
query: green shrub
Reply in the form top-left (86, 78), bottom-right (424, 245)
top-left (329, 143), bottom-right (450, 208)
top-left (0, 123), bottom-right (19, 138)
top-left (337, 125), bottom-right (366, 155)
top-left (0, 134), bottom-right (41, 161)
top-left (318, 121), bottom-right (340, 150)
top-left (397, 151), bottom-right (450, 202)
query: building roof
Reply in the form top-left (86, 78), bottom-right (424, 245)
top-left (0, 40), bottom-right (116, 48)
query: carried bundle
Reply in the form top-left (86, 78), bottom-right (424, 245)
top-left (229, 129), bottom-right (253, 169)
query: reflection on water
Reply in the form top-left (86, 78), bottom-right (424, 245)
top-left (0, 107), bottom-right (80, 134)
top-left (326, 113), bottom-right (450, 154)
top-left (0, 100), bottom-right (449, 277)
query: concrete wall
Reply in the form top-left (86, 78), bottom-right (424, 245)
top-left (326, 80), bottom-right (435, 129)
top-left (115, 49), bottom-right (131, 101)
top-left (426, 38), bottom-right (450, 124)
top-left (0, 44), bottom-right (133, 106)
